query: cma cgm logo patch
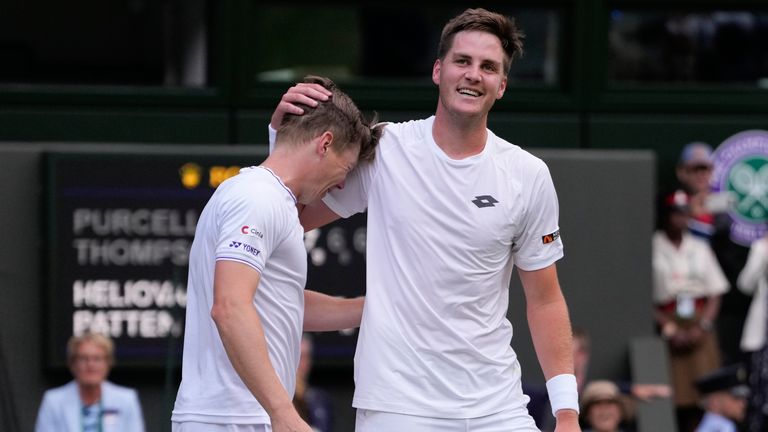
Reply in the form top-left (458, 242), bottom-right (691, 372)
top-left (229, 241), bottom-right (261, 257)
top-left (241, 225), bottom-right (264, 238)
top-left (472, 195), bottom-right (499, 208)
top-left (542, 230), bottom-right (560, 244)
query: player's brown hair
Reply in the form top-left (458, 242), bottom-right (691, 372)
top-left (437, 8), bottom-right (525, 75)
top-left (276, 75), bottom-right (382, 163)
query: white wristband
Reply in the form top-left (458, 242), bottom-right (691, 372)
top-left (546, 373), bottom-right (579, 416)
top-left (267, 124), bottom-right (277, 153)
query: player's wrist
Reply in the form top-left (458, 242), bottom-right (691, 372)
top-left (547, 373), bottom-right (580, 417)
top-left (554, 408), bottom-right (579, 424)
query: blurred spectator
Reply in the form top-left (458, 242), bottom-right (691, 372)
top-left (653, 190), bottom-right (729, 432)
top-left (694, 363), bottom-right (750, 432)
top-left (35, 332), bottom-right (145, 432)
top-left (673, 140), bottom-right (752, 367)
top-left (675, 142), bottom-right (718, 239)
top-left (293, 334), bottom-right (334, 432)
top-left (573, 327), bottom-right (591, 393)
top-left (580, 380), bottom-right (632, 432)
top-left (572, 328), bottom-right (671, 402)
top-left (737, 233), bottom-right (768, 432)
top-left (525, 327), bottom-right (671, 431)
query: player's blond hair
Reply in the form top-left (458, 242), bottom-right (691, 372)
top-left (275, 75), bottom-right (382, 163)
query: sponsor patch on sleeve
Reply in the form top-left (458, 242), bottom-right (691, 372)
top-left (240, 225), bottom-right (264, 238)
top-left (228, 240), bottom-right (262, 257)
top-left (542, 230), bottom-right (560, 244)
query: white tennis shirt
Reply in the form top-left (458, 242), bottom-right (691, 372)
top-left (323, 117), bottom-right (564, 418)
top-left (172, 166), bottom-right (306, 425)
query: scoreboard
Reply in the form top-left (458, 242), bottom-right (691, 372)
top-left (45, 150), bottom-right (366, 368)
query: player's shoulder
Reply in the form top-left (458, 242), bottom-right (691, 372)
top-left (215, 167), bottom-right (292, 212)
top-left (222, 167), bottom-right (281, 196)
top-left (489, 131), bottom-right (548, 172)
top-left (380, 117), bottom-right (432, 142)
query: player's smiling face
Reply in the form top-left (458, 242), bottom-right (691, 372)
top-left (432, 30), bottom-right (508, 119)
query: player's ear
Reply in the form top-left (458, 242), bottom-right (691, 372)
top-left (315, 131), bottom-right (334, 157)
top-left (432, 59), bottom-right (442, 85)
top-left (496, 76), bottom-right (507, 99)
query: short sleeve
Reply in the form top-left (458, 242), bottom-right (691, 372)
top-left (512, 163), bottom-right (564, 271)
top-left (214, 189), bottom-right (284, 273)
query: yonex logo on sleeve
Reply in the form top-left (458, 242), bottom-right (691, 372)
top-left (228, 241), bottom-right (261, 257)
top-left (472, 195), bottom-right (499, 208)
top-left (542, 230), bottom-right (560, 244)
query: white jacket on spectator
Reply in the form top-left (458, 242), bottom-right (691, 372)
top-left (738, 236), bottom-right (768, 352)
top-left (35, 380), bottom-right (145, 432)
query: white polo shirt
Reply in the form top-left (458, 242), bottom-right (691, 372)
top-left (172, 166), bottom-right (306, 425)
top-left (323, 117), bottom-right (564, 418)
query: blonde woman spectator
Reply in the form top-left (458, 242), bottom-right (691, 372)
top-left (35, 332), bottom-right (145, 432)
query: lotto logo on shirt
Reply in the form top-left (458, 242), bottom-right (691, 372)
top-left (228, 241), bottom-right (261, 257)
top-left (240, 225), bottom-right (264, 238)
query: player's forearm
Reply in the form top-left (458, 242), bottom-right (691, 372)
top-left (212, 301), bottom-right (295, 417)
top-left (303, 290), bottom-right (364, 331)
top-left (529, 296), bottom-right (580, 428)
top-left (527, 293), bottom-right (574, 380)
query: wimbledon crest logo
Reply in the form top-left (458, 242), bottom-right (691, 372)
top-left (711, 130), bottom-right (768, 246)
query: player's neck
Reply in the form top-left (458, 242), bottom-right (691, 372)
top-left (261, 153), bottom-right (305, 199)
top-left (432, 110), bottom-right (488, 159)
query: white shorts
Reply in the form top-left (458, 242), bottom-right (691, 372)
top-left (355, 407), bottom-right (539, 432)
top-left (172, 422), bottom-right (271, 432)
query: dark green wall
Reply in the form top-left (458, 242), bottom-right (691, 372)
top-left (3, 0), bottom-right (767, 193)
